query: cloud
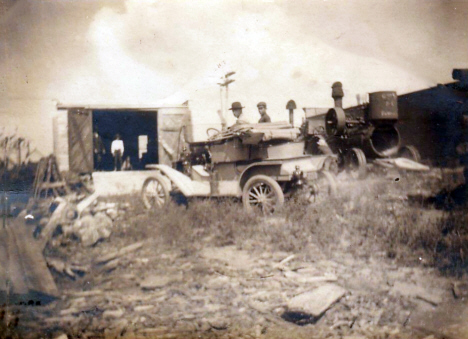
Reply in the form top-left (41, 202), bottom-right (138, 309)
top-left (1, 0), bottom-right (467, 126)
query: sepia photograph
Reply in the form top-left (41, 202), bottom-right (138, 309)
top-left (1, 0), bottom-right (468, 338)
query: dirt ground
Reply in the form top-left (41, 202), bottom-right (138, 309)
top-left (5, 169), bottom-right (468, 339)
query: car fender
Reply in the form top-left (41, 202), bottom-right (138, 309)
top-left (239, 162), bottom-right (283, 189)
top-left (146, 164), bottom-right (210, 197)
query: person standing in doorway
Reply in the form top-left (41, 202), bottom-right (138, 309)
top-left (93, 130), bottom-right (106, 171)
top-left (111, 134), bottom-right (124, 171)
top-left (257, 102), bottom-right (271, 123)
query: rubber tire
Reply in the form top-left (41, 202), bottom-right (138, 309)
top-left (325, 107), bottom-right (346, 136)
top-left (141, 174), bottom-right (171, 209)
top-left (398, 145), bottom-right (421, 163)
top-left (345, 148), bottom-right (367, 179)
top-left (242, 175), bottom-right (284, 214)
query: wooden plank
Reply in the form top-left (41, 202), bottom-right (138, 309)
top-left (0, 218), bottom-right (59, 299)
top-left (287, 284), bottom-right (347, 317)
top-left (38, 182), bottom-right (67, 189)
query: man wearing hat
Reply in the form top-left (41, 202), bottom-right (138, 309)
top-left (229, 102), bottom-right (249, 125)
top-left (257, 102), bottom-right (271, 123)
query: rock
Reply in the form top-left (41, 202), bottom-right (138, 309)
top-left (206, 275), bottom-right (230, 290)
top-left (140, 275), bottom-right (173, 290)
top-left (287, 284), bottom-right (347, 317)
top-left (134, 305), bottom-right (155, 312)
top-left (74, 213), bottom-right (112, 247)
top-left (106, 208), bottom-right (119, 220)
top-left (94, 212), bottom-right (113, 229)
top-left (208, 317), bottom-right (229, 330)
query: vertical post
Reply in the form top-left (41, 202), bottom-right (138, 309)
top-left (225, 85), bottom-right (229, 123)
top-left (218, 72), bottom-right (236, 130)
top-left (219, 87), bottom-right (226, 130)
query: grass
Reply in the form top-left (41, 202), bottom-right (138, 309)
top-left (114, 172), bottom-right (468, 275)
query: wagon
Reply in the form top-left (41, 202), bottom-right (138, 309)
top-left (141, 122), bottom-right (337, 213)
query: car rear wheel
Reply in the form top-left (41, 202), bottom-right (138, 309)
top-left (243, 175), bottom-right (284, 214)
top-left (141, 175), bottom-right (170, 209)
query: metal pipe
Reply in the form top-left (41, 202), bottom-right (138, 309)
top-left (332, 82), bottom-right (344, 108)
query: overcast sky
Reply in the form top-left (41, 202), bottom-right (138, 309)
top-left (1, 0), bottom-right (467, 125)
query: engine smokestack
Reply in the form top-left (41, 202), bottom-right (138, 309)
top-left (332, 82), bottom-right (344, 108)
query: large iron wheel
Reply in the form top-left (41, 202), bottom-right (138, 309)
top-left (141, 175), bottom-right (171, 209)
top-left (398, 145), bottom-right (421, 163)
top-left (345, 148), bottom-right (367, 179)
top-left (242, 175), bottom-right (284, 214)
top-left (325, 108), bottom-right (346, 136)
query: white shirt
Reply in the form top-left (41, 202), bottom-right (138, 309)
top-left (111, 140), bottom-right (124, 154)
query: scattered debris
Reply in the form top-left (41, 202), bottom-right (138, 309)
top-left (76, 192), bottom-right (99, 214)
top-left (74, 213), bottom-right (113, 247)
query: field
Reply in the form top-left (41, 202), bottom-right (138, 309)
top-left (4, 168), bottom-right (468, 339)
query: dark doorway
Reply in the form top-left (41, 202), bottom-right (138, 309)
top-left (92, 110), bottom-right (158, 171)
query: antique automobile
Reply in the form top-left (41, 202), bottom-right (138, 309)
top-left (141, 122), bottom-right (337, 213)
top-left (303, 82), bottom-right (422, 179)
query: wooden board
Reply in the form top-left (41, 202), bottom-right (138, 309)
top-left (287, 284), bottom-right (347, 317)
top-left (68, 108), bottom-right (93, 173)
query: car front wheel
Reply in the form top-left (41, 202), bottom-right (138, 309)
top-left (141, 175), bottom-right (171, 209)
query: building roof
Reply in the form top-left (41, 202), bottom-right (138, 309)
top-left (56, 103), bottom-right (188, 110)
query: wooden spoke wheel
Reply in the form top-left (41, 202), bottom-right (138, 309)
top-left (243, 175), bottom-right (284, 214)
top-left (141, 175), bottom-right (170, 209)
top-left (345, 148), bottom-right (367, 179)
top-left (398, 145), bottom-right (421, 163)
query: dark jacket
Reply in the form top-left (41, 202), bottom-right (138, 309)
top-left (258, 113), bottom-right (271, 123)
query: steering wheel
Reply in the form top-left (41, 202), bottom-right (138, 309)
top-left (206, 127), bottom-right (221, 138)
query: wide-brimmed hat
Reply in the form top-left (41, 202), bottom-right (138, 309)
top-left (229, 102), bottom-right (244, 110)
top-left (257, 101), bottom-right (267, 108)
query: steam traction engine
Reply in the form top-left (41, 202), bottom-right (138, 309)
top-left (322, 82), bottom-right (420, 178)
